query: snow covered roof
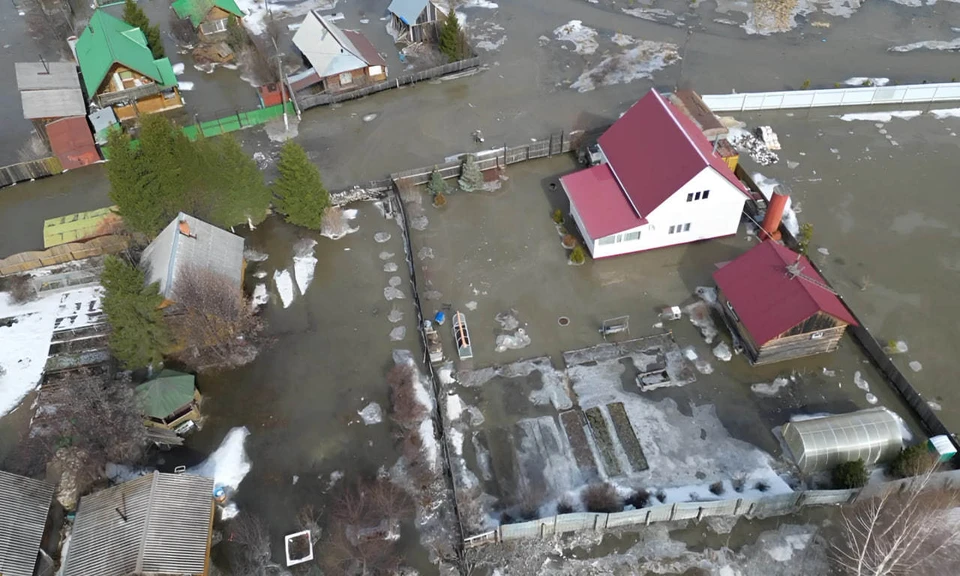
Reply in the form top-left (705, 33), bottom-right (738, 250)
top-left (560, 163), bottom-right (646, 239)
top-left (292, 10), bottom-right (377, 78)
top-left (713, 240), bottom-right (857, 345)
top-left (599, 89), bottom-right (748, 218)
top-left (0, 471), bottom-right (55, 576)
top-left (63, 472), bottom-right (214, 576)
top-left (140, 212), bottom-right (244, 300)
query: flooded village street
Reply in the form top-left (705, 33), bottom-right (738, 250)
top-left (1, 0), bottom-right (960, 572)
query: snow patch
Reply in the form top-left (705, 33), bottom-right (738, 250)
top-left (837, 111), bottom-right (922, 122)
top-left (843, 77), bottom-right (889, 86)
top-left (571, 41), bottom-right (679, 93)
top-left (685, 301), bottom-right (718, 344)
top-left (465, 300), bottom-right (478, 311)
top-left (236, 0), bottom-right (337, 36)
top-left (446, 394), bottom-right (464, 420)
top-left (292, 238), bottom-right (318, 297)
top-left (383, 262), bottom-right (398, 272)
top-left (172, 62), bottom-right (185, 75)
top-left (553, 20), bottom-right (598, 55)
top-left (909, 361), bottom-right (923, 372)
top-left (612, 32), bottom-right (636, 46)
top-left (713, 343), bottom-right (732, 362)
top-left (359, 402), bottom-right (383, 425)
top-left (889, 38), bottom-right (960, 52)
top-left (251, 283), bottom-right (269, 308)
top-left (189, 427), bottom-right (251, 492)
top-left (384, 286), bottom-right (405, 301)
top-left (931, 108), bottom-right (960, 119)
top-left (752, 376), bottom-right (791, 396)
top-left (178, 81), bottom-right (194, 91)
top-left (389, 326), bottom-right (406, 341)
top-left (273, 269), bottom-right (295, 308)
top-left (374, 232), bottom-right (391, 243)
top-left (853, 370), bottom-right (869, 391)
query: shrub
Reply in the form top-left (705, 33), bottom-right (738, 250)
top-left (833, 459), bottom-right (868, 489)
top-left (625, 489), bottom-right (649, 509)
top-left (388, 364), bottom-right (427, 430)
top-left (581, 483), bottom-right (623, 514)
top-left (708, 481), bottom-right (725, 496)
top-left (655, 489), bottom-right (667, 503)
top-left (433, 191), bottom-right (447, 208)
top-left (4, 275), bottom-right (36, 303)
top-left (801, 79), bottom-right (811, 90)
top-left (754, 480), bottom-right (770, 492)
top-left (569, 245), bottom-right (586, 265)
top-left (888, 444), bottom-right (936, 479)
top-left (552, 208), bottom-right (564, 224)
top-left (688, 492), bottom-right (701, 502)
top-left (556, 498), bottom-right (574, 514)
top-left (561, 234), bottom-right (576, 248)
top-left (834, 82), bottom-right (842, 88)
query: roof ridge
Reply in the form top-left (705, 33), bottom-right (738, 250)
top-left (135, 471), bottom-right (160, 573)
top-left (655, 90), bottom-right (710, 167)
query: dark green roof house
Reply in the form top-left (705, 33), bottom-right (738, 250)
top-left (136, 370), bottom-right (203, 433)
top-left (75, 10), bottom-right (183, 120)
top-left (172, 0), bottom-right (244, 39)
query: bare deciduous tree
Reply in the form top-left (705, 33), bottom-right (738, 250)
top-left (226, 513), bottom-right (282, 576)
top-left (320, 478), bottom-right (413, 575)
top-left (168, 265), bottom-right (265, 370)
top-left (388, 363), bottom-right (427, 430)
top-left (832, 466), bottom-right (960, 576)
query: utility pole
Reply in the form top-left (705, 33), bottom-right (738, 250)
top-left (271, 35), bottom-right (288, 132)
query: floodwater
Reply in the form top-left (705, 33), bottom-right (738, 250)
top-left (734, 107), bottom-right (960, 431)
top-left (157, 208), bottom-right (433, 571)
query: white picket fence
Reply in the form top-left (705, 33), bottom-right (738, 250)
top-left (702, 83), bottom-right (960, 112)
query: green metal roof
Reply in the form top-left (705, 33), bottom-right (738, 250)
top-left (171, 0), bottom-right (243, 27)
top-left (43, 206), bottom-right (121, 248)
top-left (135, 370), bottom-right (196, 420)
top-left (76, 10), bottom-right (178, 97)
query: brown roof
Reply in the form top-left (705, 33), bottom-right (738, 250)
top-left (669, 90), bottom-right (728, 140)
top-left (343, 30), bottom-right (387, 68)
top-left (47, 116), bottom-right (99, 170)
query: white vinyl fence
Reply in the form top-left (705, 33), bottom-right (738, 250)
top-left (702, 83), bottom-right (960, 112)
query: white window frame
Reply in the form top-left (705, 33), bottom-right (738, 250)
top-left (339, 71), bottom-right (354, 85)
top-left (810, 331), bottom-right (825, 340)
top-left (201, 17), bottom-right (229, 35)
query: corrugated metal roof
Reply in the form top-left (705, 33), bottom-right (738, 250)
top-left (0, 470), bottom-right (55, 576)
top-left (782, 408), bottom-right (903, 473)
top-left (135, 370), bottom-right (196, 419)
top-left (46, 116), bottom-right (100, 171)
top-left (21, 88), bottom-right (87, 119)
top-left (561, 163), bottom-right (646, 240)
top-left (292, 11), bottom-right (367, 78)
top-left (598, 89), bottom-right (748, 219)
top-left (43, 205), bottom-right (121, 248)
top-left (140, 212), bottom-right (245, 299)
top-left (63, 471), bottom-right (214, 576)
top-left (16, 61), bottom-right (82, 90)
top-left (713, 240), bottom-right (858, 346)
top-left (342, 30), bottom-right (387, 68)
top-left (387, 0), bottom-right (429, 25)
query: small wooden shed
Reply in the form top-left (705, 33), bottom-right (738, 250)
top-left (713, 240), bottom-right (857, 365)
top-left (136, 370), bottom-right (202, 433)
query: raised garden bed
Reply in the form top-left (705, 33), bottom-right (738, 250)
top-left (585, 407), bottom-right (621, 477)
top-left (560, 410), bottom-right (598, 476)
top-left (607, 402), bottom-right (648, 472)
top-left (284, 530), bottom-right (314, 567)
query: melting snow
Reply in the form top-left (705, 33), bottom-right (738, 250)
top-left (571, 41), bottom-right (679, 93)
top-left (292, 238), bottom-right (318, 297)
top-left (389, 326), bottom-right (406, 341)
top-left (178, 81), bottom-right (194, 91)
top-left (359, 402), bottom-right (383, 425)
top-left (189, 427), bottom-right (252, 492)
top-left (713, 343), bottom-right (732, 362)
top-left (553, 20), bottom-right (598, 54)
top-left (235, 0), bottom-right (337, 36)
top-left (889, 39), bottom-right (960, 52)
top-left (843, 77), bottom-right (889, 86)
top-left (931, 108), bottom-right (960, 119)
top-left (374, 232), bottom-right (391, 243)
top-left (837, 111), bottom-right (922, 122)
top-left (909, 361), bottom-right (923, 372)
top-left (752, 376), bottom-right (791, 396)
top-left (251, 283), bottom-right (268, 308)
top-left (273, 269), bottom-right (295, 308)
top-left (853, 370), bottom-right (870, 391)
top-left (447, 394), bottom-right (464, 420)
top-left (172, 62), bottom-right (185, 75)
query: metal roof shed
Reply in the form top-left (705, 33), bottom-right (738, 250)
top-left (782, 408), bottom-right (904, 473)
top-left (0, 471), bottom-right (56, 576)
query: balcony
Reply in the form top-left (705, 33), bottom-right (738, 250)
top-left (96, 82), bottom-right (161, 107)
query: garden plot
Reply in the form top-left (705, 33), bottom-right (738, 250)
top-left (607, 402), bottom-right (648, 472)
top-left (584, 406), bottom-right (621, 477)
top-left (559, 410), bottom-right (598, 478)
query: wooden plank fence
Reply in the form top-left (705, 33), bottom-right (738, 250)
top-left (0, 157), bottom-right (62, 188)
top-left (298, 57), bottom-right (483, 111)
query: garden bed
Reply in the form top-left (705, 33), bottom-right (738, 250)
top-left (584, 407), bottom-right (621, 476)
top-left (560, 410), bottom-right (598, 476)
top-left (607, 402), bottom-right (648, 472)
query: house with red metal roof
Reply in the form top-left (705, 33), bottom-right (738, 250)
top-left (713, 240), bottom-right (858, 365)
top-left (559, 89), bottom-right (750, 258)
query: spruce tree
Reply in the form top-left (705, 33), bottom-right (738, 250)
top-left (458, 153), bottom-right (484, 192)
top-left (272, 141), bottom-right (330, 230)
top-left (206, 135), bottom-right (271, 229)
top-left (123, 0), bottom-right (165, 59)
top-left (438, 9), bottom-right (462, 62)
top-left (101, 256), bottom-right (171, 369)
top-left (427, 167), bottom-right (448, 197)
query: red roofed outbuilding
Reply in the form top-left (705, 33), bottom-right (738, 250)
top-left (713, 240), bottom-right (858, 365)
top-left (560, 89), bottom-right (749, 258)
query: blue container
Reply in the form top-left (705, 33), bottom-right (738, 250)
top-left (434, 311), bottom-right (446, 325)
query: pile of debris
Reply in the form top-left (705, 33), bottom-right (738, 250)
top-left (727, 126), bottom-right (779, 166)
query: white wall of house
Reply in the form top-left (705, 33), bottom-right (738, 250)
top-left (588, 167), bottom-right (746, 258)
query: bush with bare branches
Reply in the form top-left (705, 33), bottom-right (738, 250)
top-left (832, 467), bottom-right (960, 576)
top-left (388, 363), bottom-right (427, 429)
top-left (320, 478), bottom-right (412, 575)
top-left (168, 265), bottom-right (265, 370)
top-left (225, 513), bottom-right (281, 576)
top-left (2, 274), bottom-right (37, 303)
top-left (582, 483), bottom-right (623, 514)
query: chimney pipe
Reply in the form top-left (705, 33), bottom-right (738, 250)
top-left (761, 192), bottom-right (788, 241)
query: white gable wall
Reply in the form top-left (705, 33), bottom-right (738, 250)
top-left (589, 167), bottom-right (746, 258)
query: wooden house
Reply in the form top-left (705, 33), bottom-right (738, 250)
top-left (387, 0), bottom-right (448, 42)
top-left (713, 240), bottom-right (858, 365)
top-left (172, 0), bottom-right (244, 41)
top-left (76, 10), bottom-right (183, 122)
top-left (290, 11), bottom-right (387, 93)
top-left (136, 370), bottom-right (203, 434)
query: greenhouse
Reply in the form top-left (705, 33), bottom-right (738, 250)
top-left (782, 408), bottom-right (904, 473)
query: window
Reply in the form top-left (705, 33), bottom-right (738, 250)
top-left (201, 18), bottom-right (228, 34)
top-left (810, 331), bottom-right (825, 340)
top-left (683, 223), bottom-right (691, 232)
top-left (702, 190), bottom-right (710, 200)
top-left (622, 230), bottom-right (641, 242)
top-left (119, 70), bottom-right (134, 80)
top-left (339, 71), bottom-right (354, 85)
top-left (369, 65), bottom-right (383, 76)
top-left (695, 191), bottom-right (701, 200)
top-left (686, 190), bottom-right (710, 202)
top-left (668, 225), bottom-right (676, 234)
top-left (598, 235), bottom-right (616, 245)
top-left (686, 193), bottom-right (694, 202)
